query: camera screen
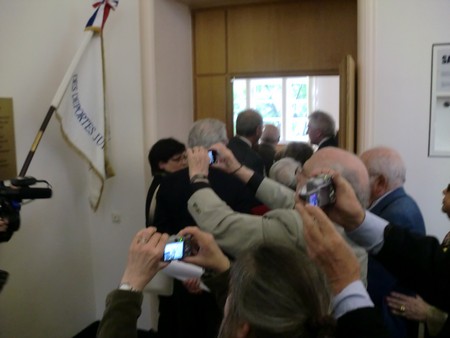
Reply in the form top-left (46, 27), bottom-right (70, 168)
top-left (164, 241), bottom-right (184, 261)
top-left (308, 192), bottom-right (319, 206)
top-left (208, 150), bottom-right (217, 164)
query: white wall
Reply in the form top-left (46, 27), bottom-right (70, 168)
top-left (0, 0), bottom-right (146, 336)
top-left (140, 0), bottom-right (193, 329)
top-left (359, 0), bottom-right (450, 240)
top-left (0, 0), bottom-right (193, 335)
top-left (142, 0), bottom-right (193, 182)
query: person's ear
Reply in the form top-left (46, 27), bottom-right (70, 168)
top-left (236, 321), bottom-right (250, 338)
top-left (158, 161), bottom-right (168, 170)
top-left (373, 174), bottom-right (388, 196)
top-left (257, 125), bottom-right (263, 137)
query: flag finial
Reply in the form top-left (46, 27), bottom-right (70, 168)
top-left (85, 0), bottom-right (119, 32)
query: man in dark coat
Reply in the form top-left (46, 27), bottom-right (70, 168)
top-left (307, 110), bottom-right (338, 149)
top-left (360, 146), bottom-right (426, 338)
top-left (227, 109), bottom-right (265, 175)
top-left (154, 118), bottom-right (257, 338)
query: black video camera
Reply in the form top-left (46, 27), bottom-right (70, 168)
top-left (0, 176), bottom-right (52, 242)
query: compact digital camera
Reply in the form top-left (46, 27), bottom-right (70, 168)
top-left (163, 235), bottom-right (193, 262)
top-left (208, 150), bottom-right (218, 165)
top-left (299, 174), bottom-right (335, 208)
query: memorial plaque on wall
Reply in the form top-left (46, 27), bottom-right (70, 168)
top-left (0, 98), bottom-right (17, 179)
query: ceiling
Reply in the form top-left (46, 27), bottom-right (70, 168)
top-left (174, 0), bottom-right (289, 9)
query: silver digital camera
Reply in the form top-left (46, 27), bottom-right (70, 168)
top-left (299, 174), bottom-right (336, 208)
top-left (163, 235), bottom-right (193, 262)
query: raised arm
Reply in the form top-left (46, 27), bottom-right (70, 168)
top-left (209, 143), bottom-right (297, 209)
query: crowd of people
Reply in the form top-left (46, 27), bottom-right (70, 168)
top-left (95, 108), bottom-right (450, 338)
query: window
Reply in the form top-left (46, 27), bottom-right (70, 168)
top-left (232, 76), bottom-right (339, 143)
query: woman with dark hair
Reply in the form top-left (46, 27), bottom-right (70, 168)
top-left (145, 138), bottom-right (186, 226)
top-left (283, 141), bottom-right (314, 166)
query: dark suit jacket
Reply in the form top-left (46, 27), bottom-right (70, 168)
top-left (153, 167), bottom-right (257, 338)
top-left (375, 225), bottom-right (450, 337)
top-left (368, 187), bottom-right (426, 337)
top-left (370, 187), bottom-right (426, 235)
top-left (227, 136), bottom-right (265, 175)
top-left (154, 167), bottom-right (257, 235)
top-left (376, 225), bottom-right (450, 313)
top-left (256, 142), bottom-right (276, 175)
top-left (337, 307), bottom-right (391, 338)
top-left (317, 135), bottom-right (338, 149)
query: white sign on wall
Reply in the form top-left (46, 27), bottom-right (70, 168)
top-left (429, 43), bottom-right (450, 157)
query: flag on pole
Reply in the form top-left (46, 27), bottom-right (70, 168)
top-left (55, 1), bottom-right (118, 210)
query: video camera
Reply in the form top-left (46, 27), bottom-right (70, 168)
top-left (0, 176), bottom-right (52, 243)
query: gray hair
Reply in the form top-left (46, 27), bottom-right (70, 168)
top-left (188, 119), bottom-right (228, 148)
top-left (218, 244), bottom-right (334, 338)
top-left (360, 146), bottom-right (406, 190)
top-left (269, 158), bottom-right (301, 190)
top-left (308, 111), bottom-right (336, 138)
top-left (235, 109), bottom-right (263, 137)
top-left (260, 124), bottom-right (280, 144)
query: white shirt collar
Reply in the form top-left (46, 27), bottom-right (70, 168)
top-left (237, 135), bottom-right (252, 147)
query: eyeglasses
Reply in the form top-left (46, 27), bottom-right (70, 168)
top-left (170, 153), bottom-right (187, 162)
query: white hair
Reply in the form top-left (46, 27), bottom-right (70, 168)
top-left (269, 158), bottom-right (301, 190)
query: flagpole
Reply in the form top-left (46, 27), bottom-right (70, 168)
top-left (19, 31), bottom-right (94, 177)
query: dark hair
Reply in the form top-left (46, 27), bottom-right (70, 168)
top-left (236, 109), bottom-right (263, 137)
top-left (148, 138), bottom-right (186, 175)
top-left (218, 243), bottom-right (335, 338)
top-left (284, 142), bottom-right (314, 166)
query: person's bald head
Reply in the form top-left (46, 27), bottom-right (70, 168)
top-left (360, 146), bottom-right (406, 205)
top-left (298, 147), bottom-right (370, 208)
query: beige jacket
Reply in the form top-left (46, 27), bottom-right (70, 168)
top-left (188, 177), bottom-right (368, 284)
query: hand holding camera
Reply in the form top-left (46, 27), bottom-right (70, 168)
top-left (177, 226), bottom-right (230, 273)
top-left (207, 143), bottom-right (243, 174)
top-left (299, 174), bottom-right (336, 208)
top-left (120, 227), bottom-right (169, 291)
top-left (187, 147), bottom-right (210, 180)
top-left (163, 234), bottom-right (193, 262)
top-left (299, 170), bottom-right (365, 230)
top-left (208, 149), bottom-right (218, 165)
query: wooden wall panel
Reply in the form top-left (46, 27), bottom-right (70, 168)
top-left (227, 0), bottom-right (356, 73)
top-left (192, 0), bottom-right (357, 134)
top-left (194, 10), bottom-right (227, 75)
top-left (195, 76), bottom-right (227, 121)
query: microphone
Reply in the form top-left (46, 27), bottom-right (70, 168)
top-left (0, 187), bottom-right (52, 200)
top-left (0, 176), bottom-right (52, 200)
